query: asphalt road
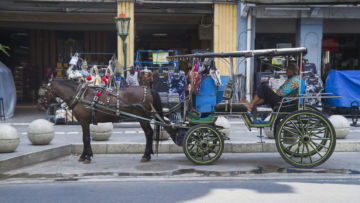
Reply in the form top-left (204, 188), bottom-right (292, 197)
top-left (1, 178), bottom-right (360, 203)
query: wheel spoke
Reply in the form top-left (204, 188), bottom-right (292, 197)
top-left (289, 142), bottom-right (301, 159)
top-left (311, 137), bottom-right (331, 140)
top-left (301, 142), bottom-right (305, 164)
top-left (309, 142), bottom-right (324, 158)
top-left (282, 127), bottom-right (301, 138)
top-left (311, 141), bottom-right (329, 150)
top-left (305, 144), bottom-right (313, 163)
top-left (297, 116), bottom-right (306, 134)
top-left (284, 140), bottom-right (300, 151)
top-left (308, 119), bottom-right (322, 132)
top-left (289, 120), bottom-right (303, 135)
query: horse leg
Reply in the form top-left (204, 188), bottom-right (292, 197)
top-left (79, 122), bottom-right (93, 164)
top-left (139, 121), bottom-right (154, 162)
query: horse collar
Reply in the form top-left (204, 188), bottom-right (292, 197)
top-left (69, 83), bottom-right (87, 109)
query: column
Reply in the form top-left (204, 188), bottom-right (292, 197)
top-left (297, 18), bottom-right (323, 75)
top-left (213, 3), bottom-right (237, 75)
top-left (237, 2), bottom-right (256, 99)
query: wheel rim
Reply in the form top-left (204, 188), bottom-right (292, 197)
top-left (277, 112), bottom-right (335, 167)
top-left (184, 126), bottom-right (223, 164)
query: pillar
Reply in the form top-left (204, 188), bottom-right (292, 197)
top-left (213, 3), bottom-right (237, 75)
top-left (117, 0), bottom-right (135, 72)
top-left (237, 2), bottom-right (255, 99)
top-left (297, 18), bottom-right (323, 75)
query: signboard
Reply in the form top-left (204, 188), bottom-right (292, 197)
top-left (322, 37), bottom-right (339, 51)
top-left (152, 52), bottom-right (169, 64)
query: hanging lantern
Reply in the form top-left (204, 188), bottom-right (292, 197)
top-left (223, 80), bottom-right (233, 100)
top-left (114, 14), bottom-right (131, 41)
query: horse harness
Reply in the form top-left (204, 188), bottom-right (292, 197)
top-left (68, 84), bottom-right (150, 124)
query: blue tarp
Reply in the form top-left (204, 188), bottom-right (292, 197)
top-left (325, 70), bottom-right (360, 107)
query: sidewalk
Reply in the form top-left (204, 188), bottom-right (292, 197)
top-left (1, 107), bottom-right (360, 173)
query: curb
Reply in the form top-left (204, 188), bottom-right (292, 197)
top-left (1, 141), bottom-right (360, 173)
top-left (0, 145), bottom-right (71, 173)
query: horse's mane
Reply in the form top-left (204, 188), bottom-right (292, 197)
top-left (53, 79), bottom-right (80, 88)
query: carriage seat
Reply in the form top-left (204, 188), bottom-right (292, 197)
top-left (185, 110), bottom-right (217, 124)
top-left (214, 103), bottom-right (248, 112)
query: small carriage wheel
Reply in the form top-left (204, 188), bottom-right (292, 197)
top-left (183, 124), bottom-right (224, 165)
top-left (275, 110), bottom-right (336, 168)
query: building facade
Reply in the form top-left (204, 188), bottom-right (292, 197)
top-left (0, 0), bottom-right (359, 102)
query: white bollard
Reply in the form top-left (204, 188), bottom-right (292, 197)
top-left (27, 119), bottom-right (54, 145)
top-left (0, 125), bottom-right (20, 153)
top-left (215, 116), bottom-right (231, 139)
top-left (90, 122), bottom-right (113, 141)
top-left (328, 115), bottom-right (350, 139)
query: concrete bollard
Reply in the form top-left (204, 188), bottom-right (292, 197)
top-left (329, 115), bottom-right (350, 139)
top-left (0, 125), bottom-right (20, 153)
top-left (90, 122), bottom-right (113, 141)
top-left (27, 119), bottom-right (54, 145)
top-left (215, 116), bottom-right (231, 139)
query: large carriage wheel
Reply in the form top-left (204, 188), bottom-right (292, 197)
top-left (183, 124), bottom-right (224, 165)
top-left (275, 110), bottom-right (336, 168)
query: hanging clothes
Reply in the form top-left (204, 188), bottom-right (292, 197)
top-left (304, 75), bottom-right (323, 107)
top-left (168, 70), bottom-right (186, 101)
top-left (139, 69), bottom-right (153, 88)
top-left (126, 70), bottom-right (139, 86)
top-left (189, 60), bottom-right (203, 94)
top-left (152, 70), bottom-right (169, 92)
top-left (268, 75), bottom-right (286, 90)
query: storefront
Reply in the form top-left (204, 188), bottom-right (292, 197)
top-left (0, 0), bottom-right (233, 103)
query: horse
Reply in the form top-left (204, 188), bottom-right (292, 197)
top-left (45, 79), bottom-right (178, 163)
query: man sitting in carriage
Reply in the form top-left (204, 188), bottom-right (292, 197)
top-left (242, 62), bottom-right (300, 112)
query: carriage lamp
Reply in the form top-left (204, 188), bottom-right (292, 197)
top-left (223, 80), bottom-right (233, 100)
top-left (114, 14), bottom-right (131, 68)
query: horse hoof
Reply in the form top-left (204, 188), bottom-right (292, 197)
top-left (83, 159), bottom-right (91, 164)
top-left (78, 157), bottom-right (85, 162)
top-left (140, 157), bottom-right (150, 162)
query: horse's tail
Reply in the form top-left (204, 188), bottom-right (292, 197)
top-left (150, 89), bottom-right (178, 146)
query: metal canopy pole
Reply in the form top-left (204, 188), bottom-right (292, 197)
top-left (167, 47), bottom-right (307, 59)
top-left (246, 9), bottom-right (252, 101)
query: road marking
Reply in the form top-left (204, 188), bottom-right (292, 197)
top-left (55, 132), bottom-right (65, 135)
top-left (124, 131), bottom-right (137, 134)
top-left (5, 123), bottom-right (30, 126)
top-left (21, 132), bottom-right (27, 135)
top-left (67, 132), bottom-right (79, 135)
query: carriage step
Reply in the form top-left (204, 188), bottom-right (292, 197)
top-left (252, 119), bottom-right (270, 125)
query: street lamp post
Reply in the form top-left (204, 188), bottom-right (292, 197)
top-left (114, 14), bottom-right (131, 70)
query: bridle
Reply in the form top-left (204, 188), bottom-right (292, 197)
top-left (45, 82), bottom-right (56, 100)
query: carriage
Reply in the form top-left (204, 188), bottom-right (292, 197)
top-left (165, 47), bottom-right (339, 168)
top-left (46, 47), bottom-right (339, 168)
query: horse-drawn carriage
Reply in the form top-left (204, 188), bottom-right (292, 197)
top-left (45, 47), bottom-right (339, 168)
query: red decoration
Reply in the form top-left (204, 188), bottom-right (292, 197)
top-left (86, 76), bottom-right (92, 81)
top-left (104, 80), bottom-right (108, 85)
top-left (119, 13), bottom-right (126, 17)
top-left (102, 77), bottom-right (107, 82)
top-left (96, 92), bottom-right (101, 97)
top-left (105, 75), bottom-right (110, 79)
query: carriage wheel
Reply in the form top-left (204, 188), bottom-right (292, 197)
top-left (275, 110), bottom-right (336, 168)
top-left (183, 124), bottom-right (224, 165)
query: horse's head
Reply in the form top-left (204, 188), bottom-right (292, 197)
top-left (41, 80), bottom-right (58, 109)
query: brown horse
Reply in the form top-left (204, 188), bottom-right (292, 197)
top-left (46, 79), bottom-right (178, 163)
